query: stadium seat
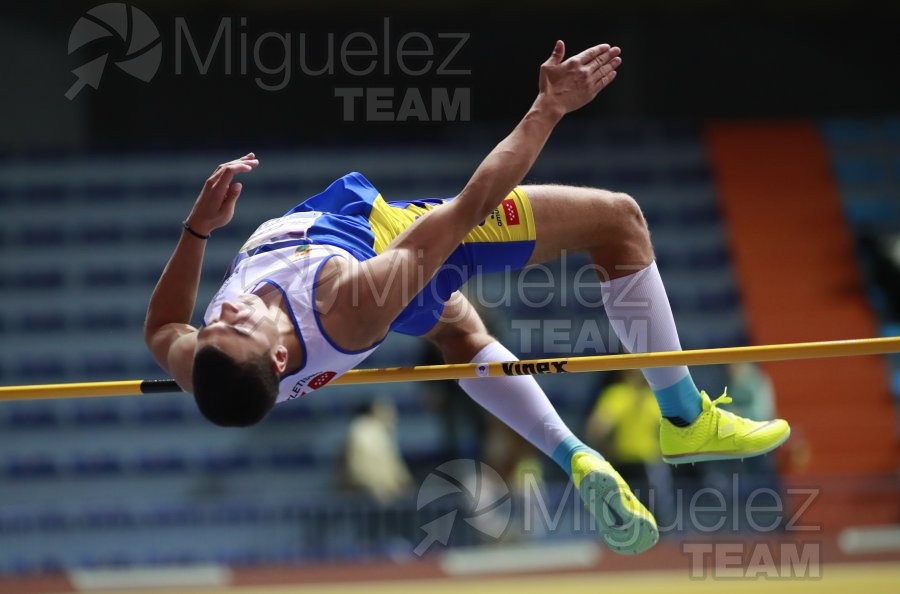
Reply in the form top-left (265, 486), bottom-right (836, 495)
top-left (70, 453), bottom-right (124, 476)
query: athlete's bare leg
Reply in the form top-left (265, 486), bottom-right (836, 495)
top-left (522, 184), bottom-right (653, 278)
top-left (522, 183), bottom-right (702, 424)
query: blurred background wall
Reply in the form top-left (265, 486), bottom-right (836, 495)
top-left (1, 0), bottom-right (899, 153)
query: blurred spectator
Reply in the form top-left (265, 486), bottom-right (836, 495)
top-left (340, 399), bottom-right (413, 504)
top-left (585, 369), bottom-right (674, 523)
top-left (725, 362), bottom-right (775, 421)
top-left (858, 231), bottom-right (900, 321)
top-left (701, 363), bottom-right (788, 533)
top-left (421, 340), bottom-right (486, 461)
top-left (725, 362), bottom-right (810, 477)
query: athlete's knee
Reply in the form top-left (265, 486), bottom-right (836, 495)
top-left (587, 189), bottom-right (650, 250)
top-left (608, 191), bottom-right (649, 238)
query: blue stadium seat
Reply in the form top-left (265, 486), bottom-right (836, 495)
top-left (844, 196), bottom-right (900, 228)
top-left (138, 224), bottom-right (178, 241)
top-left (136, 402), bottom-right (186, 424)
top-left (4, 455), bottom-right (59, 479)
top-left (135, 452), bottom-right (189, 474)
top-left (137, 181), bottom-right (192, 201)
top-left (20, 312), bottom-right (68, 332)
top-left (685, 245), bottom-right (730, 269)
top-left (144, 551), bottom-right (202, 566)
top-left (19, 225), bottom-right (66, 246)
top-left (676, 203), bottom-right (720, 226)
top-left (822, 119), bottom-right (880, 145)
top-left (16, 357), bottom-right (66, 380)
top-left (80, 505), bottom-right (137, 528)
top-left (605, 166), bottom-right (658, 186)
top-left (667, 165), bottom-right (711, 184)
top-left (213, 548), bottom-right (265, 566)
top-left (78, 310), bottom-right (129, 331)
top-left (267, 401), bottom-right (315, 421)
top-left (35, 510), bottom-right (69, 531)
top-left (834, 158), bottom-right (888, 185)
top-left (77, 182), bottom-right (128, 203)
top-left (70, 453), bottom-right (124, 476)
top-left (6, 403), bottom-right (58, 428)
top-left (269, 450), bottom-right (316, 469)
top-left (0, 510), bottom-right (37, 533)
top-left (641, 208), bottom-right (663, 227)
top-left (209, 502), bottom-right (265, 524)
top-left (885, 118), bottom-right (900, 143)
top-left (257, 177), bottom-right (304, 195)
top-left (695, 287), bottom-right (741, 312)
top-left (72, 402), bottom-right (121, 425)
top-left (16, 270), bottom-right (65, 289)
top-left (201, 451), bottom-right (253, 473)
top-left (144, 503), bottom-right (203, 526)
top-left (78, 226), bottom-right (125, 244)
top-left (21, 185), bottom-right (67, 205)
top-left (82, 268), bottom-right (130, 287)
top-left (140, 356), bottom-right (171, 377)
top-left (80, 354), bottom-right (129, 377)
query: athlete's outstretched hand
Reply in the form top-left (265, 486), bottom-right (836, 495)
top-left (185, 153), bottom-right (259, 236)
top-left (537, 41), bottom-right (621, 115)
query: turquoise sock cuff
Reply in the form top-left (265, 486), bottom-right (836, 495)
top-left (654, 375), bottom-right (702, 422)
top-left (551, 435), bottom-right (597, 474)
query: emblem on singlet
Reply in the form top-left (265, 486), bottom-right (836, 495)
top-left (288, 370), bottom-right (338, 399)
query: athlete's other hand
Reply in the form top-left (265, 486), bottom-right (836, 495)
top-left (186, 153), bottom-right (259, 236)
top-left (537, 41), bottom-right (621, 116)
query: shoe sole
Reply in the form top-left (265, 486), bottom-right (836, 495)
top-left (578, 469), bottom-right (659, 555)
top-left (662, 426), bottom-right (791, 465)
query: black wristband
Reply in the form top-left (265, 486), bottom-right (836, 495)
top-left (182, 221), bottom-right (210, 240)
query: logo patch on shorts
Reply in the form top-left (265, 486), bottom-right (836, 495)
top-left (502, 199), bottom-right (520, 226)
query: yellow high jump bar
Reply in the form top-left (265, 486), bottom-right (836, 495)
top-left (0, 336), bottom-right (898, 402)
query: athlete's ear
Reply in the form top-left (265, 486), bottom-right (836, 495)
top-left (272, 345), bottom-right (289, 374)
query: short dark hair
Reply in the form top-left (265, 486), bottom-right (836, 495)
top-left (192, 345), bottom-right (279, 427)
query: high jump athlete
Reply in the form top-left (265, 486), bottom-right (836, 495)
top-left (145, 41), bottom-right (791, 555)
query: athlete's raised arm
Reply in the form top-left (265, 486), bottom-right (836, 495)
top-left (454, 41), bottom-right (621, 226)
top-left (143, 153), bottom-right (258, 389)
top-left (325, 41), bottom-right (622, 347)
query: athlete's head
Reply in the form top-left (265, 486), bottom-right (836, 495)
top-left (192, 297), bottom-right (287, 426)
top-left (192, 346), bottom-right (278, 426)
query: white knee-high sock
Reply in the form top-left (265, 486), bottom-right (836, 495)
top-left (458, 341), bottom-right (593, 472)
top-left (600, 261), bottom-right (702, 424)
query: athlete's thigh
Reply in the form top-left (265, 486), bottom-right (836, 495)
top-left (521, 184), bottom-right (634, 266)
top-left (421, 292), bottom-right (488, 343)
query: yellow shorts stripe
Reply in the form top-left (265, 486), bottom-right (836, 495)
top-left (368, 187), bottom-right (536, 254)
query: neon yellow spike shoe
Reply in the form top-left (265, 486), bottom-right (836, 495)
top-left (571, 451), bottom-right (659, 555)
top-left (659, 390), bottom-right (791, 464)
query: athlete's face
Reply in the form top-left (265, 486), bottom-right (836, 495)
top-left (197, 295), bottom-right (279, 363)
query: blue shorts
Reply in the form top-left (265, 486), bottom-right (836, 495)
top-left (286, 172), bottom-right (537, 336)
